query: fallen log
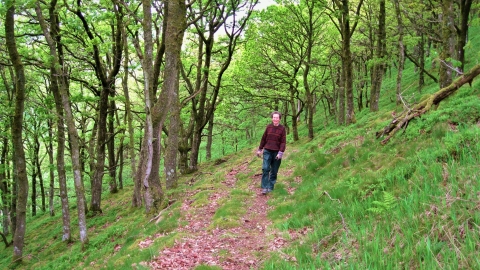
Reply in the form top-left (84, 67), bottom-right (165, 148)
top-left (377, 64), bottom-right (480, 145)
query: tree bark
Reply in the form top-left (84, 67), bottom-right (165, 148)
top-left (289, 85), bottom-right (302, 141)
top-left (165, 99), bottom-right (180, 189)
top-left (36, 137), bottom-right (45, 214)
top-left (455, 0), bottom-right (472, 73)
top-left (393, 0), bottom-right (405, 105)
top-left (50, 68), bottom-right (71, 241)
top-left (46, 117), bottom-right (55, 217)
top-left (177, 120), bottom-right (193, 175)
top-left (333, 0), bottom-right (363, 124)
top-left (116, 123), bottom-right (125, 190)
top-left (46, 0), bottom-right (71, 241)
top-left (36, 0), bottom-right (88, 246)
top-left (0, 134), bottom-right (10, 236)
top-left (0, 66), bottom-right (12, 233)
top-left (30, 132), bottom-right (40, 216)
top-left (205, 108), bottom-right (214, 160)
top-left (5, 3), bottom-right (29, 262)
top-left (135, 0), bottom-right (157, 213)
top-left (302, 0), bottom-right (316, 139)
top-left (439, 0), bottom-right (455, 88)
top-left (121, 27), bottom-right (140, 206)
top-left (73, 1), bottom-right (123, 214)
top-left (153, 0), bottom-right (186, 198)
top-left (135, 0), bottom-right (186, 213)
top-left (108, 98), bottom-right (118, 193)
top-left (369, 0), bottom-right (386, 111)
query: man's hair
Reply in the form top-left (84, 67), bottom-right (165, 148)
top-left (271, 111), bottom-right (282, 119)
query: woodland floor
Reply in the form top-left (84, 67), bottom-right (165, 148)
top-left (137, 161), bottom-right (299, 269)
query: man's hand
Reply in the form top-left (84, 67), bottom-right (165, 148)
top-left (276, 151), bottom-right (284, 160)
top-left (256, 149), bottom-right (263, 157)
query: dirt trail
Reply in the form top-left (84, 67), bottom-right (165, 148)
top-left (146, 161), bottom-right (286, 269)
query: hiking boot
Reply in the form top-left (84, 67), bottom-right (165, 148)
top-left (266, 189), bottom-right (272, 194)
top-left (261, 188), bottom-right (267, 195)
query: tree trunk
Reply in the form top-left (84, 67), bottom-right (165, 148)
top-left (135, 0), bottom-right (186, 213)
top-left (5, 3), bottom-right (29, 262)
top-left (117, 135), bottom-right (124, 190)
top-left (0, 131), bottom-right (10, 236)
top-left (36, 136), bottom-right (46, 213)
top-left (0, 66), bottom-right (12, 233)
top-left (50, 68), bottom-right (71, 241)
top-left (46, 118), bottom-right (55, 216)
top-left (10, 146), bottom-right (17, 241)
top-left (333, 0), bottom-right (363, 124)
top-left (165, 100), bottom-right (180, 189)
top-left (205, 110), bottom-right (214, 160)
top-left (36, 1), bottom-right (88, 247)
top-left (61, 85), bottom-right (90, 248)
top-left (456, 0), bottom-right (472, 73)
top-left (108, 98), bottom-right (118, 193)
top-left (0, 68), bottom-right (13, 235)
top-left (114, 108), bottom-right (124, 190)
top-left (369, 0), bottom-right (386, 111)
top-left (87, 120), bottom-right (97, 189)
top-left (154, 0), bottom-right (186, 196)
top-left (418, 31), bottom-right (425, 90)
top-left (143, 120), bottom-right (164, 213)
top-left (300, 0), bottom-right (318, 139)
top-left (90, 84), bottom-right (109, 214)
top-left (439, 0), bottom-right (455, 88)
top-left (134, 0), bottom-right (157, 211)
top-left (338, 79), bottom-right (345, 125)
top-left (47, 1), bottom-right (72, 241)
top-left (73, 2), bottom-right (123, 215)
top-left (303, 35), bottom-right (314, 139)
top-left (122, 35), bottom-right (140, 206)
top-left (289, 89), bottom-right (301, 141)
top-left (177, 123), bottom-right (192, 175)
top-left (31, 135), bottom-right (38, 216)
top-left (393, 0), bottom-right (405, 105)
top-left (342, 0), bottom-right (354, 124)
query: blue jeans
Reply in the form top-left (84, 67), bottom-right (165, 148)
top-left (261, 149), bottom-right (282, 190)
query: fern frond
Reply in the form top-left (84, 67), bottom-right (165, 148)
top-left (367, 191), bottom-right (397, 214)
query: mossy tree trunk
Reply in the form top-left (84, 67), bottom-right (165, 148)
top-left (36, 0), bottom-right (88, 247)
top-left (369, 0), bottom-right (386, 112)
top-left (5, 2), bottom-right (29, 262)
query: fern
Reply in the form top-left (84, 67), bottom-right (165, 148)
top-left (367, 191), bottom-right (396, 214)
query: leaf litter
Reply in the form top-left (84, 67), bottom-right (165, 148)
top-left (140, 161), bottom-right (290, 269)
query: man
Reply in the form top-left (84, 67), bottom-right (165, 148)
top-left (256, 111), bottom-right (287, 195)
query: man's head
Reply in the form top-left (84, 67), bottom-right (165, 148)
top-left (271, 111), bottom-right (281, 126)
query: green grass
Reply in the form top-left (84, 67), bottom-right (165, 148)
top-left (260, 103), bottom-right (480, 269)
top-left (3, 25), bottom-right (480, 270)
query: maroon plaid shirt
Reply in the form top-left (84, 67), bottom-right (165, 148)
top-left (259, 124), bottom-right (286, 152)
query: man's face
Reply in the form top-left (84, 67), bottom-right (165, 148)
top-left (272, 114), bottom-right (280, 126)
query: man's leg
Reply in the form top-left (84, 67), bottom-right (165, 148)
top-left (261, 150), bottom-right (273, 190)
top-left (268, 157), bottom-right (282, 191)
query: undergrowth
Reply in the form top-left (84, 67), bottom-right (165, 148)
top-left (3, 27), bottom-right (480, 270)
top-left (260, 70), bottom-right (480, 269)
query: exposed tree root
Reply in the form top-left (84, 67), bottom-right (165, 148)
top-left (377, 64), bottom-right (480, 144)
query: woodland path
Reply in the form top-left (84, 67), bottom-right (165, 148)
top-left (143, 161), bottom-right (293, 269)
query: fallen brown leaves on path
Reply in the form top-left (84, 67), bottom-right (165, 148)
top-left (141, 162), bottom-right (289, 269)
